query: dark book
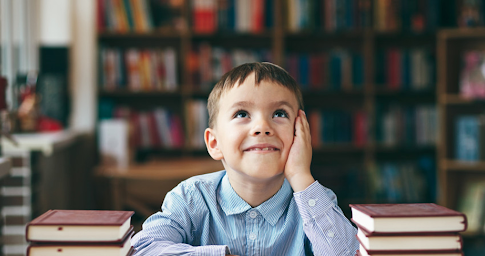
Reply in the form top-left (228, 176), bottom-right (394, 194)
top-left (349, 203), bottom-right (467, 234)
top-left (27, 231), bottom-right (135, 256)
top-left (357, 226), bottom-right (463, 253)
top-left (26, 209), bottom-right (134, 243)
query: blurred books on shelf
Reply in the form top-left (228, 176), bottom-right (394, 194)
top-left (455, 115), bottom-right (485, 162)
top-left (285, 49), bottom-right (365, 92)
top-left (188, 43), bottom-right (272, 92)
top-left (350, 203), bottom-right (467, 256)
top-left (99, 47), bottom-right (178, 92)
top-left (375, 48), bottom-right (435, 92)
top-left (97, 0), bottom-right (186, 32)
top-left (459, 51), bottom-right (485, 99)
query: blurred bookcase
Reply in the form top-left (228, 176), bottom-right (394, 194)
top-left (436, 28), bottom-right (485, 249)
top-left (95, 0), bottom-right (485, 232)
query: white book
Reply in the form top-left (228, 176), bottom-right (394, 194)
top-left (154, 108), bottom-right (173, 148)
top-left (164, 48), bottom-right (178, 91)
top-left (98, 119), bottom-right (130, 169)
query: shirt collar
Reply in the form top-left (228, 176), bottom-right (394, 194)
top-left (218, 173), bottom-right (293, 226)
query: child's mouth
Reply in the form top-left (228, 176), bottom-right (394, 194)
top-left (245, 147), bottom-right (279, 151)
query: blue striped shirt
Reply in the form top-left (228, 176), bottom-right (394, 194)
top-left (131, 170), bottom-right (358, 256)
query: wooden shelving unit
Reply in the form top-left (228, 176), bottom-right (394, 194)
top-left (95, 0), bottom-right (455, 220)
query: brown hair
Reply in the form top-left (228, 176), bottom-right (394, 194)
top-left (207, 62), bottom-right (304, 128)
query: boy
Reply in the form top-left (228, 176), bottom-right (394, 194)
top-left (131, 62), bottom-right (359, 255)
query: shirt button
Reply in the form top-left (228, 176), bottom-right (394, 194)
top-left (249, 233), bottom-right (257, 240)
top-left (249, 211), bottom-right (258, 219)
top-left (308, 199), bottom-right (316, 207)
top-left (327, 231), bottom-right (335, 238)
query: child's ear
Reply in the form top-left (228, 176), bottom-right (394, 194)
top-left (204, 128), bottom-right (223, 160)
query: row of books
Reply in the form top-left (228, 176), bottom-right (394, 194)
top-left (351, 203), bottom-right (466, 256)
top-left (459, 50), bottom-right (485, 99)
top-left (308, 110), bottom-right (367, 147)
top-left (375, 48), bottom-right (435, 91)
top-left (188, 44), bottom-right (272, 92)
top-left (26, 210), bottom-right (135, 256)
top-left (375, 104), bottom-right (437, 146)
top-left (373, 0), bottom-right (440, 32)
top-left (100, 47), bottom-right (178, 92)
top-left (193, 0), bottom-right (274, 33)
top-left (367, 157), bottom-right (436, 204)
top-left (455, 114), bottom-right (485, 162)
top-left (285, 50), bottom-right (364, 91)
top-left (286, 0), bottom-right (372, 32)
top-left (97, 0), bottom-right (185, 32)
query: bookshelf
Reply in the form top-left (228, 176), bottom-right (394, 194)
top-left (436, 29), bottom-right (485, 242)
top-left (95, 0), bottom-right (484, 223)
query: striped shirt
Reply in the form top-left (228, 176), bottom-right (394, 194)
top-left (131, 171), bottom-right (358, 256)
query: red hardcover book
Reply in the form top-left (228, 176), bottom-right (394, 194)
top-left (309, 110), bottom-right (321, 148)
top-left (97, 0), bottom-right (106, 32)
top-left (147, 112), bottom-right (162, 148)
top-left (26, 210), bottom-right (134, 243)
top-left (356, 245), bottom-right (464, 256)
top-left (27, 232), bottom-right (135, 256)
top-left (251, 0), bottom-right (264, 33)
top-left (353, 110), bottom-right (367, 147)
top-left (357, 225), bottom-right (463, 253)
top-left (193, 0), bottom-right (216, 33)
top-left (349, 203), bottom-right (467, 234)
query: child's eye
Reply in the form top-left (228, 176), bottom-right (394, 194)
top-left (234, 110), bottom-right (249, 118)
top-left (273, 109), bottom-right (289, 118)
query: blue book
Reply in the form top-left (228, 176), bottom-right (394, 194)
top-left (402, 50), bottom-right (411, 90)
top-left (122, 0), bottom-right (134, 30)
top-left (352, 52), bottom-right (364, 89)
top-left (227, 0), bottom-right (236, 31)
top-left (330, 52), bottom-right (342, 90)
top-left (299, 54), bottom-right (310, 89)
top-left (265, 0), bottom-right (273, 29)
top-left (456, 116), bottom-right (479, 161)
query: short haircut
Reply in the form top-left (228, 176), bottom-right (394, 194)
top-left (207, 62), bottom-right (304, 128)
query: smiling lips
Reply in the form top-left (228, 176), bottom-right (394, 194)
top-left (244, 144), bottom-right (280, 152)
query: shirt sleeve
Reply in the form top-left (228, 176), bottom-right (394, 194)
top-left (293, 180), bottom-right (359, 256)
top-left (130, 184), bottom-right (230, 256)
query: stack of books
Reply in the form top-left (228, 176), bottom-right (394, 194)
top-left (25, 209), bottom-right (135, 256)
top-left (350, 203), bottom-right (467, 256)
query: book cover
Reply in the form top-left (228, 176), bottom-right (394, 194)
top-left (357, 226), bottom-right (463, 252)
top-left (357, 244), bottom-right (464, 256)
top-left (26, 210), bottom-right (134, 243)
top-left (350, 203), bottom-right (467, 233)
top-left (27, 231), bottom-right (135, 256)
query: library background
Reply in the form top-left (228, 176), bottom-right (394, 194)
top-left (1, 0), bottom-right (485, 255)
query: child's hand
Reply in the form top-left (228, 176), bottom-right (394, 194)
top-left (284, 110), bottom-right (315, 192)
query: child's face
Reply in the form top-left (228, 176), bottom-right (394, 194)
top-left (206, 73), bottom-right (299, 182)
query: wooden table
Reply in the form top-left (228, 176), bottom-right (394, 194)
top-left (95, 158), bottom-right (224, 219)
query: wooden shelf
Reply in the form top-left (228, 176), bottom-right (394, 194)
top-left (98, 30), bottom-right (187, 39)
top-left (441, 94), bottom-right (485, 105)
top-left (439, 28), bottom-right (485, 39)
top-left (99, 90), bottom-right (183, 97)
top-left (443, 160), bottom-right (485, 172)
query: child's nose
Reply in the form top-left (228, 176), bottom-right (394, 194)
top-left (251, 118), bottom-right (274, 136)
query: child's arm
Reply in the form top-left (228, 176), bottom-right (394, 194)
top-left (130, 186), bottom-right (231, 256)
top-left (285, 110), bottom-right (359, 256)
